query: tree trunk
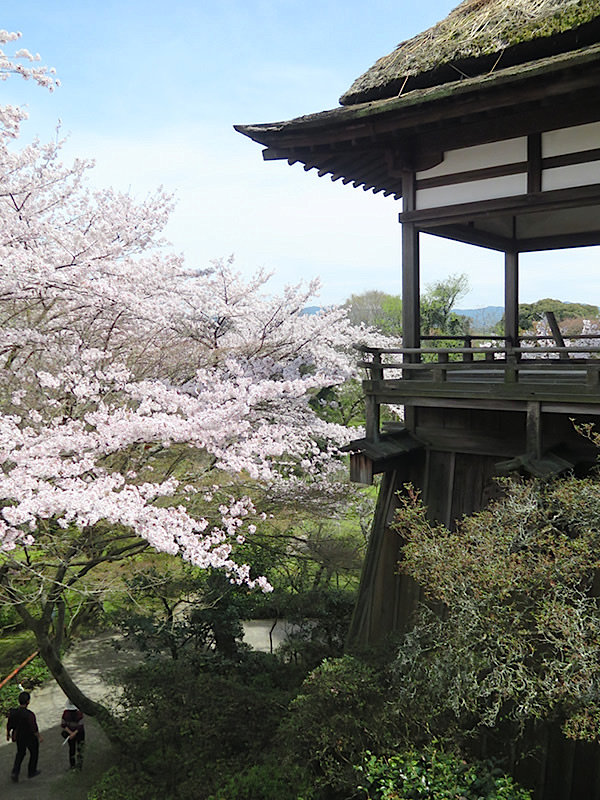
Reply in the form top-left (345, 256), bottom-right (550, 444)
top-left (53, 597), bottom-right (66, 652)
top-left (35, 628), bottom-right (116, 732)
top-left (11, 601), bottom-right (118, 740)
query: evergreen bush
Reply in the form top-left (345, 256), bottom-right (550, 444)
top-left (357, 748), bottom-right (532, 800)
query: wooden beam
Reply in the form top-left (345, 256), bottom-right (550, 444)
top-left (445, 451), bottom-right (457, 530)
top-left (543, 148), bottom-right (600, 171)
top-left (422, 224), bottom-right (513, 252)
top-left (416, 141), bottom-right (600, 194)
top-left (527, 133), bottom-right (542, 194)
top-left (400, 183), bottom-right (600, 227)
top-left (416, 161), bottom-right (527, 191)
top-left (545, 311), bottom-right (568, 360)
top-left (262, 148), bottom-right (291, 161)
top-left (365, 395), bottom-right (381, 443)
top-left (518, 229), bottom-right (600, 251)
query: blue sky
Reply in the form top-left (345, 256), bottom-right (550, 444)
top-left (2, 0), bottom-right (598, 309)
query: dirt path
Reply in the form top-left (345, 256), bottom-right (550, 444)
top-left (0, 620), bottom-right (291, 798)
top-left (0, 634), bottom-right (139, 799)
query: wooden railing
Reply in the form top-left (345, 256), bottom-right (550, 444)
top-left (0, 650), bottom-right (39, 690)
top-left (357, 337), bottom-right (600, 380)
top-left (356, 337), bottom-right (600, 441)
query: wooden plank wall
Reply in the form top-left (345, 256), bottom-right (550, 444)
top-left (347, 406), bottom-right (600, 800)
top-left (349, 405), bottom-right (599, 645)
top-left (347, 444), bottom-right (502, 645)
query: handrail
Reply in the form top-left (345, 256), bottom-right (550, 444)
top-left (0, 651), bottom-right (40, 691)
top-left (415, 333), bottom-right (599, 342)
top-left (356, 343), bottom-right (600, 357)
top-left (356, 338), bottom-right (600, 443)
top-left (420, 334), bottom-right (507, 341)
top-left (358, 343), bottom-right (600, 387)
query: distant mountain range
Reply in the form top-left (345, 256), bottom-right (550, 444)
top-left (454, 305), bottom-right (504, 330)
top-left (303, 304), bottom-right (600, 333)
top-left (302, 304), bottom-right (505, 330)
top-left (300, 306), bottom-right (321, 316)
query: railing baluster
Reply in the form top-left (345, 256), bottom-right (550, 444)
top-left (371, 351), bottom-right (383, 382)
top-left (505, 345), bottom-right (518, 384)
top-left (435, 351), bottom-right (448, 382)
top-left (587, 364), bottom-right (600, 387)
top-left (355, 341), bottom-right (600, 441)
top-left (463, 336), bottom-right (473, 362)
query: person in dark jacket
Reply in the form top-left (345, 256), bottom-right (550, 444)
top-left (6, 690), bottom-right (43, 782)
top-left (61, 700), bottom-right (85, 770)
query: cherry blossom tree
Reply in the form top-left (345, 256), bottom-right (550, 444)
top-left (0, 30), bottom-right (384, 718)
top-left (0, 28), bottom-right (58, 137)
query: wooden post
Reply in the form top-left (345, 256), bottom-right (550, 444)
top-left (505, 249), bottom-right (519, 349)
top-left (434, 351), bottom-right (448, 383)
top-left (527, 401), bottom-right (542, 460)
top-left (365, 395), bottom-right (380, 443)
top-left (401, 171), bottom-right (420, 353)
top-left (545, 310), bottom-right (568, 360)
top-left (365, 352), bottom-right (382, 442)
top-left (463, 336), bottom-right (473, 362)
top-left (400, 171), bottom-right (420, 433)
top-left (587, 364), bottom-right (600, 387)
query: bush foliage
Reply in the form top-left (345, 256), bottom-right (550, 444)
top-left (392, 476), bottom-right (600, 742)
top-left (358, 748), bottom-right (532, 800)
top-left (277, 654), bottom-right (399, 796)
top-left (84, 467), bottom-right (600, 799)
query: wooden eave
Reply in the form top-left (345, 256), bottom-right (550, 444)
top-left (342, 429), bottom-right (424, 484)
top-left (341, 429), bottom-right (423, 461)
top-left (235, 42), bottom-right (600, 205)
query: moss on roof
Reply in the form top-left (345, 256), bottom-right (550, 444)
top-left (341, 0), bottom-right (600, 105)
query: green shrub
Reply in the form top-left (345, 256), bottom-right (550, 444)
top-left (0, 603), bottom-right (21, 633)
top-left (0, 656), bottom-right (49, 716)
top-left (111, 653), bottom-right (293, 799)
top-left (208, 763), bottom-right (315, 800)
top-left (357, 748), bottom-right (532, 800)
top-left (278, 588), bottom-right (356, 668)
top-left (279, 655), bottom-right (398, 796)
top-left (87, 766), bottom-right (155, 800)
top-left (0, 631), bottom-right (37, 674)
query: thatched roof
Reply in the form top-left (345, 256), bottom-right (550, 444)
top-left (341, 0), bottom-right (600, 105)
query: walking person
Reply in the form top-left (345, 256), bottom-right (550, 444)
top-left (61, 700), bottom-right (85, 770)
top-left (6, 690), bottom-right (43, 782)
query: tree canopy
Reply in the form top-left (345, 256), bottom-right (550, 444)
top-left (343, 290), bottom-right (402, 336)
top-left (344, 273), bottom-right (471, 337)
top-left (518, 298), bottom-right (600, 332)
top-left (420, 273), bottom-right (470, 336)
top-left (0, 30), bottom-right (378, 715)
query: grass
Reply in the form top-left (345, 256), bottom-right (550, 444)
top-left (0, 629), bottom-right (38, 673)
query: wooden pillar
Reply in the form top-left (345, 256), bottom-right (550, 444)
top-left (505, 250), bottom-right (519, 348)
top-left (365, 395), bottom-right (380, 443)
top-left (526, 401), bottom-right (542, 460)
top-left (401, 171), bottom-right (420, 351)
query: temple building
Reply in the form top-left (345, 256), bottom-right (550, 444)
top-left (236, 5), bottom-right (600, 792)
